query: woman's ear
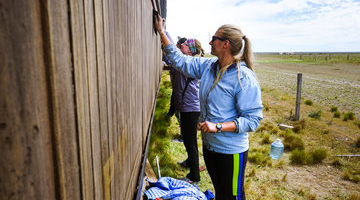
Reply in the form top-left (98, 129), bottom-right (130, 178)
top-left (223, 40), bottom-right (231, 49)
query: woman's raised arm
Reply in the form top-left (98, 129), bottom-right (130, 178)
top-left (155, 14), bottom-right (171, 47)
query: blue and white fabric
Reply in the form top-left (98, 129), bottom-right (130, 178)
top-left (145, 177), bottom-right (208, 200)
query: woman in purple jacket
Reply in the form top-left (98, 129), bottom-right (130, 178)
top-left (172, 37), bottom-right (204, 183)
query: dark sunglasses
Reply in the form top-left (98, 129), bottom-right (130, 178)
top-left (177, 41), bottom-right (188, 48)
top-left (211, 36), bottom-right (226, 43)
top-left (211, 35), bottom-right (233, 45)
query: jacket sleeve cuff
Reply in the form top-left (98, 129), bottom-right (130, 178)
top-left (234, 115), bottom-right (262, 133)
top-left (233, 119), bottom-right (239, 133)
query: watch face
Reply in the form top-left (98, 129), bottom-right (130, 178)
top-left (216, 123), bottom-right (222, 130)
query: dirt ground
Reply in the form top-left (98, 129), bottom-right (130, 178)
top-left (282, 165), bottom-right (359, 199)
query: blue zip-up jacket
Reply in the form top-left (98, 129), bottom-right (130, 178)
top-left (164, 44), bottom-right (263, 154)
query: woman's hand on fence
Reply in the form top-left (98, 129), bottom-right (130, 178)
top-left (155, 14), bottom-right (164, 34)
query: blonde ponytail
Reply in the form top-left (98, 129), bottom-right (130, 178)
top-left (218, 24), bottom-right (254, 71)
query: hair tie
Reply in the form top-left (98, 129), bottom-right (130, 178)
top-left (242, 35), bottom-right (246, 40)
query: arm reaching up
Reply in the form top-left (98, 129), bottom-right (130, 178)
top-left (155, 14), bottom-right (171, 47)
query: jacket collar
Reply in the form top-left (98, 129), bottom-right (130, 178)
top-left (210, 60), bottom-right (238, 77)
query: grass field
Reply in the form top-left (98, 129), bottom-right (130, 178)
top-left (255, 53), bottom-right (360, 116)
top-left (147, 53), bottom-right (360, 200)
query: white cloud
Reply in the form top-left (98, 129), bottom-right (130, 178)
top-left (166, 0), bottom-right (360, 52)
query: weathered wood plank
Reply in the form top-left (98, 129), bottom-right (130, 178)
top-left (83, 0), bottom-right (104, 199)
top-left (41, 0), bottom-right (82, 199)
top-left (69, 0), bottom-right (95, 199)
top-left (118, 0), bottom-right (130, 199)
top-left (101, 0), bottom-right (115, 199)
top-left (0, 1), bottom-right (56, 199)
top-left (94, 0), bottom-right (112, 200)
top-left (107, 1), bottom-right (119, 198)
top-left (111, 0), bottom-right (121, 199)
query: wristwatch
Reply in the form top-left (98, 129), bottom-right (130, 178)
top-left (216, 123), bottom-right (222, 132)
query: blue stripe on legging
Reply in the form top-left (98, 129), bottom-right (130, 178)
top-left (237, 153), bottom-right (243, 200)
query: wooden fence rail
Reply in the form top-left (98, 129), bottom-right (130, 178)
top-left (0, 0), bottom-right (163, 199)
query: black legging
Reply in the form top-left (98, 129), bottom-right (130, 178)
top-left (203, 147), bottom-right (248, 200)
top-left (180, 111), bottom-right (200, 181)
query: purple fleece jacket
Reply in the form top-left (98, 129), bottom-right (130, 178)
top-left (171, 66), bottom-right (200, 112)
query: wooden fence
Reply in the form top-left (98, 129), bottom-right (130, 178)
top-left (0, 0), bottom-right (164, 199)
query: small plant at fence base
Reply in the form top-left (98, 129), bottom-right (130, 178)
top-left (308, 110), bottom-right (322, 119)
top-left (330, 105), bottom-right (338, 112)
top-left (343, 112), bottom-right (355, 121)
top-left (304, 99), bottom-right (313, 106)
top-left (292, 119), bottom-right (307, 133)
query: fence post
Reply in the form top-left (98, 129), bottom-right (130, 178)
top-left (295, 73), bottom-right (302, 121)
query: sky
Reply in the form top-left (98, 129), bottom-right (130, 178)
top-left (165, 0), bottom-right (360, 53)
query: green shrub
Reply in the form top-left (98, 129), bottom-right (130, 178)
top-left (343, 170), bottom-right (360, 183)
top-left (292, 119), bottom-right (307, 133)
top-left (330, 105), bottom-right (338, 112)
top-left (343, 112), bottom-right (355, 121)
top-left (290, 149), bottom-right (307, 165)
top-left (304, 99), bottom-right (313, 106)
top-left (290, 137), bottom-right (305, 151)
top-left (356, 137), bottom-right (360, 148)
top-left (255, 121), bottom-right (275, 133)
top-left (308, 110), bottom-right (322, 119)
top-left (353, 176), bottom-right (360, 183)
top-left (255, 124), bottom-right (266, 133)
top-left (263, 101), bottom-right (270, 111)
top-left (278, 129), bottom-right (292, 137)
top-left (269, 126), bottom-right (280, 135)
top-left (283, 132), bottom-right (305, 151)
top-left (333, 111), bottom-right (341, 118)
top-left (307, 148), bottom-right (327, 164)
top-left (298, 118), bottom-right (307, 129)
top-left (248, 152), bottom-right (271, 166)
top-left (261, 133), bottom-right (271, 144)
top-left (331, 158), bottom-right (342, 167)
top-left (292, 125), bottom-right (301, 133)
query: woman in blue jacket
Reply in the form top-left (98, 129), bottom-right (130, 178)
top-left (155, 16), bottom-right (263, 200)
